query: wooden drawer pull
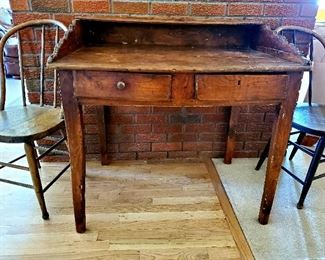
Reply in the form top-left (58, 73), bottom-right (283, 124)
top-left (116, 81), bottom-right (126, 90)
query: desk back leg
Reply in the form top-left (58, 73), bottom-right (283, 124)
top-left (96, 106), bottom-right (110, 165)
top-left (60, 70), bottom-right (86, 233)
top-left (224, 106), bottom-right (241, 164)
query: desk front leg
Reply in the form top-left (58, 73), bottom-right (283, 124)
top-left (60, 71), bottom-right (86, 233)
top-left (258, 73), bottom-right (301, 224)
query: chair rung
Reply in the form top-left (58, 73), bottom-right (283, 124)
top-left (313, 172), bottom-right (325, 181)
top-left (36, 136), bottom-right (67, 160)
top-left (0, 161), bottom-right (29, 171)
top-left (288, 141), bottom-right (315, 157)
top-left (0, 154), bottom-right (27, 170)
top-left (42, 163), bottom-right (70, 193)
top-left (0, 177), bottom-right (33, 189)
top-left (281, 166), bottom-right (305, 185)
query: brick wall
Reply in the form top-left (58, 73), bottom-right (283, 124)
top-left (9, 0), bottom-right (318, 161)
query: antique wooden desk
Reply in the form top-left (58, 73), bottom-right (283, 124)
top-left (48, 16), bottom-right (309, 233)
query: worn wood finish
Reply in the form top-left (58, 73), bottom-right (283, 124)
top-left (196, 74), bottom-right (288, 102)
top-left (49, 45), bottom-right (307, 73)
top-left (258, 72), bottom-right (302, 224)
top-left (0, 105), bottom-right (64, 143)
top-left (74, 71), bottom-right (172, 101)
top-left (84, 22), bottom-right (255, 48)
top-left (224, 107), bottom-right (241, 164)
top-left (50, 17), bottom-right (308, 232)
top-left (60, 70), bottom-right (86, 233)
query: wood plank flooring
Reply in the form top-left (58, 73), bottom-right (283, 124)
top-left (0, 155), bottom-right (243, 259)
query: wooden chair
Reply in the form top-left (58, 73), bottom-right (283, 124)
top-left (255, 26), bottom-right (325, 209)
top-left (0, 20), bottom-right (70, 219)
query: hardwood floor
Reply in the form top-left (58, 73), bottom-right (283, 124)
top-left (0, 155), bottom-right (244, 259)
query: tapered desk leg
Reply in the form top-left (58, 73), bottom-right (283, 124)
top-left (60, 71), bottom-right (86, 233)
top-left (224, 106), bottom-right (240, 164)
top-left (258, 73), bottom-right (301, 224)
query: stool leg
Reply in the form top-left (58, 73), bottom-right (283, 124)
top-left (297, 137), bottom-right (325, 209)
top-left (24, 142), bottom-right (49, 219)
top-left (289, 132), bottom-right (305, 160)
top-left (255, 139), bottom-right (270, 171)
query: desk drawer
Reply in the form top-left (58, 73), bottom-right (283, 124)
top-left (196, 74), bottom-right (288, 101)
top-left (74, 71), bottom-right (172, 101)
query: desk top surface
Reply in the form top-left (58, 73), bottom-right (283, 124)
top-left (49, 44), bottom-right (308, 73)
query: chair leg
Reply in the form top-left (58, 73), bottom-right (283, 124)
top-left (289, 132), bottom-right (306, 160)
top-left (297, 137), bottom-right (325, 209)
top-left (32, 141), bottom-right (41, 169)
top-left (24, 142), bottom-right (49, 220)
top-left (255, 139), bottom-right (270, 171)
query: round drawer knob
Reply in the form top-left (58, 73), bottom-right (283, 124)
top-left (116, 81), bottom-right (126, 90)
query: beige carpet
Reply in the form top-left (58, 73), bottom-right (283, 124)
top-left (213, 151), bottom-right (325, 259)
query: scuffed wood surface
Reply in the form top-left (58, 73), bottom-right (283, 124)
top-left (49, 45), bottom-right (308, 73)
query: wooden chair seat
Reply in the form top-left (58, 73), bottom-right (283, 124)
top-left (0, 105), bottom-right (64, 143)
top-left (292, 103), bottom-right (325, 136)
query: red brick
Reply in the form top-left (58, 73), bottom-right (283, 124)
top-left (136, 114), bottom-right (167, 124)
top-left (85, 124), bottom-right (98, 134)
top-left (264, 4), bottom-right (300, 16)
top-left (152, 142), bottom-right (182, 152)
top-left (117, 106), bottom-right (151, 113)
top-left (183, 142), bottom-right (213, 151)
top-left (119, 143), bottom-right (150, 152)
top-left (248, 105), bottom-right (276, 113)
top-left (119, 124), bottom-right (151, 134)
top-left (109, 134), bottom-right (134, 143)
top-left (53, 14), bottom-right (76, 26)
top-left (13, 13), bottom-right (50, 24)
top-left (236, 132), bottom-right (261, 141)
top-left (153, 124), bottom-right (182, 133)
top-left (84, 114), bottom-right (97, 124)
top-left (282, 17), bottom-right (315, 28)
top-left (168, 133), bottom-right (197, 142)
top-left (199, 133), bottom-right (225, 142)
top-left (31, 0), bottom-right (68, 12)
top-left (300, 4), bottom-right (318, 17)
top-left (228, 4), bottom-right (263, 16)
top-left (113, 1), bottom-right (148, 14)
top-left (152, 3), bottom-right (188, 16)
top-left (191, 3), bottom-right (226, 16)
top-left (136, 133), bottom-right (166, 142)
top-left (212, 142), bottom-right (226, 151)
top-left (10, 0), bottom-right (29, 11)
top-left (238, 113), bottom-right (264, 123)
top-left (202, 113), bottom-right (227, 123)
top-left (137, 152), bottom-right (167, 160)
top-left (245, 141), bottom-right (268, 151)
top-left (72, 0), bottom-right (110, 13)
top-left (110, 114), bottom-right (134, 124)
top-left (184, 123), bottom-right (217, 133)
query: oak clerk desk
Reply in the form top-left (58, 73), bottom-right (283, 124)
top-left (48, 16), bottom-right (309, 233)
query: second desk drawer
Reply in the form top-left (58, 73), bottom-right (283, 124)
top-left (196, 74), bottom-right (288, 102)
top-left (74, 71), bottom-right (172, 101)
